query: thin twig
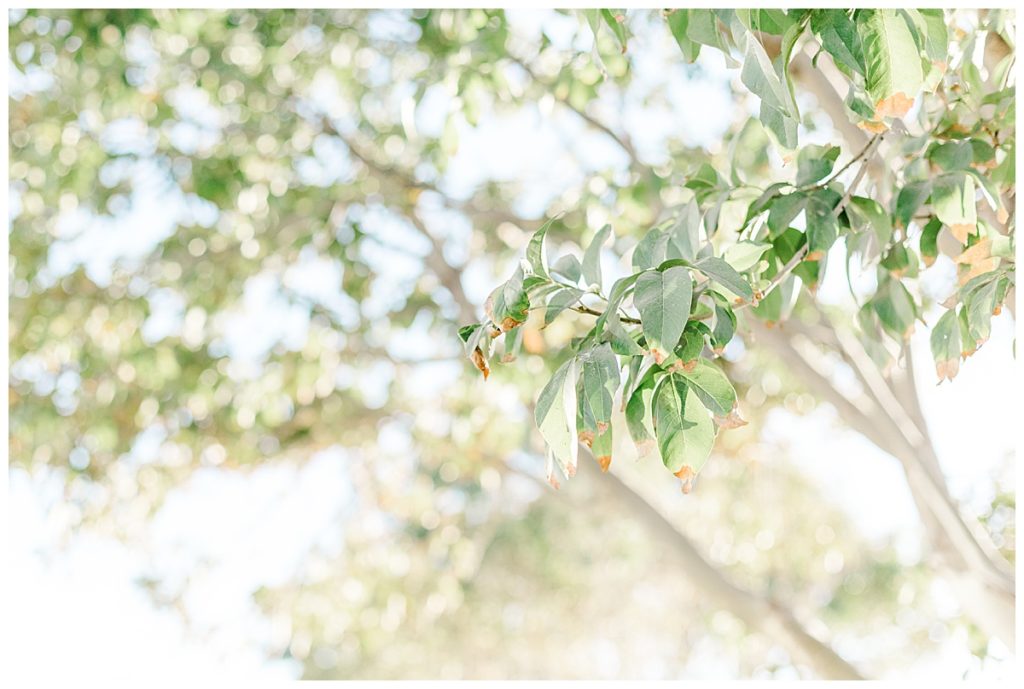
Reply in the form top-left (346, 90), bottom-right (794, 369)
top-left (736, 133), bottom-right (884, 311)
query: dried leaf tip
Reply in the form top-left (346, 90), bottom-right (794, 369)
top-left (874, 93), bottom-right (914, 119)
top-left (714, 407), bottom-right (748, 430)
top-left (674, 466), bottom-right (696, 494)
top-left (596, 454), bottom-right (612, 473)
top-left (471, 348), bottom-right (490, 380)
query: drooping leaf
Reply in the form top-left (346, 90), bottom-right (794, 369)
top-left (544, 286), bottom-right (585, 326)
top-left (580, 344), bottom-right (620, 471)
top-left (723, 240), bottom-right (772, 272)
top-left (709, 292), bottom-right (737, 352)
top-left (667, 9), bottom-right (701, 62)
top-left (804, 188), bottom-right (842, 256)
top-left (551, 253), bottom-right (582, 284)
top-left (535, 357), bottom-right (580, 479)
top-left (526, 216), bottom-right (559, 279)
top-left (795, 144), bottom-right (841, 186)
top-left (894, 180), bottom-right (931, 229)
top-left (873, 277), bottom-right (918, 340)
top-left (760, 101), bottom-right (799, 150)
top-left (741, 33), bottom-right (796, 119)
top-left (919, 217), bottom-right (942, 266)
top-left (634, 266), bottom-right (693, 364)
top-left (858, 9), bottom-right (924, 119)
top-left (502, 325), bottom-right (524, 363)
top-left (963, 276), bottom-right (1001, 344)
top-left (632, 228), bottom-right (669, 272)
top-left (593, 273), bottom-right (641, 335)
top-left (485, 264), bottom-right (531, 331)
top-left (932, 173), bottom-right (977, 243)
top-left (600, 8), bottom-right (628, 52)
top-left (767, 192), bottom-right (807, 236)
top-left (676, 358), bottom-right (737, 415)
top-left (666, 201), bottom-right (702, 262)
top-left (847, 196), bottom-right (893, 248)
top-left (582, 224), bottom-right (611, 289)
top-left (624, 364), bottom-right (658, 458)
top-left (930, 308), bottom-right (961, 382)
top-left (652, 373), bottom-right (715, 475)
top-left (690, 255), bottom-right (754, 301)
top-left (811, 9), bottom-right (866, 76)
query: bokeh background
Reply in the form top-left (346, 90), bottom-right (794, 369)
top-left (7, 8), bottom-right (1016, 681)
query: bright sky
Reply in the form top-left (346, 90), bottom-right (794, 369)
top-left (6, 9), bottom-right (1016, 682)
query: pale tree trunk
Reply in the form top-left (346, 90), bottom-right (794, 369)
top-left (783, 47), bottom-right (1016, 646)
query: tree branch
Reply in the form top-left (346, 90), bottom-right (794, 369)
top-left (593, 458), bottom-right (864, 679)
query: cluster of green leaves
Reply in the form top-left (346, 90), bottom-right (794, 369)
top-left (660, 9), bottom-right (952, 148)
top-left (464, 8), bottom-right (1015, 489)
top-left (461, 201), bottom-right (763, 490)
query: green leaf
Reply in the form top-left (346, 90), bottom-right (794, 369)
top-left (676, 359), bottom-right (737, 415)
top-left (767, 192), bottom-right (807, 236)
top-left (964, 277), bottom-right (1000, 343)
top-left (760, 102), bottom-right (799, 151)
top-left (485, 264), bottom-right (530, 330)
top-left (594, 273), bottom-right (641, 335)
top-left (691, 255), bottom-right (754, 301)
top-left (930, 308), bottom-right (961, 382)
top-left (684, 163), bottom-right (721, 201)
top-left (919, 217), bottom-right (942, 266)
top-left (652, 373), bottom-right (715, 475)
top-left (605, 312), bottom-right (645, 356)
top-left (634, 266), bottom-right (693, 363)
top-left (811, 9), bottom-right (866, 76)
top-left (582, 224), bottom-right (611, 289)
top-left (502, 326), bottom-right (523, 363)
top-left (551, 253), bottom-right (582, 284)
top-left (526, 216), bottom-right (558, 279)
top-left (805, 188), bottom-right (841, 255)
top-left (624, 364), bottom-right (658, 457)
top-left (545, 286), bottom-right (584, 326)
top-left (796, 144), bottom-right (841, 186)
top-left (916, 9), bottom-right (949, 65)
top-left (736, 8), bottom-right (794, 35)
top-left (709, 293), bottom-right (737, 352)
top-left (458, 323), bottom-right (482, 345)
top-left (667, 9), bottom-right (701, 62)
top-left (535, 357), bottom-right (580, 479)
top-left (673, 322), bottom-right (708, 366)
top-left (741, 33), bottom-right (796, 119)
top-left (873, 277), bottom-right (918, 340)
top-left (723, 240), bottom-right (772, 272)
top-left (744, 182), bottom-right (789, 225)
top-left (927, 141), bottom-right (973, 171)
top-left (600, 8), bottom-right (628, 52)
top-left (773, 227), bottom-right (820, 287)
top-left (687, 9), bottom-right (728, 51)
top-left (848, 196), bottom-right (893, 247)
top-left (632, 228), bottom-right (669, 271)
top-left (666, 201), bottom-right (702, 262)
top-left (580, 344), bottom-right (620, 467)
top-left (858, 9), bottom-right (924, 119)
top-left (894, 180), bottom-right (931, 229)
top-left (932, 173), bottom-right (977, 241)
